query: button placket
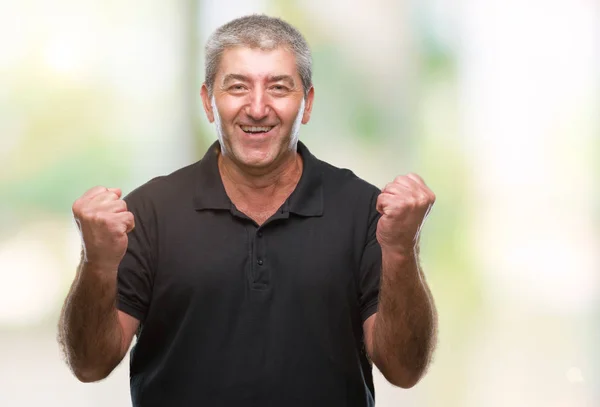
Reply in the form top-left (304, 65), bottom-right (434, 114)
top-left (252, 228), bottom-right (269, 288)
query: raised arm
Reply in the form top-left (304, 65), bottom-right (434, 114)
top-left (58, 186), bottom-right (139, 382)
top-left (363, 174), bottom-right (438, 388)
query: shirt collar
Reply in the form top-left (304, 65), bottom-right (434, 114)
top-left (193, 140), bottom-right (323, 217)
top-left (192, 141), bottom-right (230, 210)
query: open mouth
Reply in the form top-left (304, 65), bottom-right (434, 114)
top-left (240, 125), bottom-right (275, 135)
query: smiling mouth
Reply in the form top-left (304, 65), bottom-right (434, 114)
top-left (240, 125), bottom-right (275, 134)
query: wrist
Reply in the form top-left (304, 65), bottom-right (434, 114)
top-left (81, 258), bottom-right (120, 276)
top-left (380, 243), bottom-right (416, 260)
top-left (380, 246), bottom-right (419, 282)
top-left (75, 260), bottom-right (119, 294)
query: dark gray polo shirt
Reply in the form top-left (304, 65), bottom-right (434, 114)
top-left (117, 140), bottom-right (383, 407)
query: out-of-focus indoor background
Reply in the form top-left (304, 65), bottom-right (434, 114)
top-left (1, 0), bottom-right (598, 405)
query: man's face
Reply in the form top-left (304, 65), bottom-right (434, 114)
top-left (201, 46), bottom-right (314, 169)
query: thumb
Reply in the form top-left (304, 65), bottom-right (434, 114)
top-left (107, 188), bottom-right (122, 198)
top-left (114, 211), bottom-right (135, 234)
top-left (376, 192), bottom-right (385, 215)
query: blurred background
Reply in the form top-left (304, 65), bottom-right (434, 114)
top-left (1, 0), bottom-right (598, 405)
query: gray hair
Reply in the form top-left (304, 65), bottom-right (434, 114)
top-left (204, 14), bottom-right (312, 97)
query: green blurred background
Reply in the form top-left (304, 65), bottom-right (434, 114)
top-left (1, 0), bottom-right (598, 405)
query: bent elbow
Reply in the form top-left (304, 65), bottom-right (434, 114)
top-left (374, 357), bottom-right (427, 389)
top-left (386, 370), bottom-right (422, 389)
top-left (376, 364), bottom-right (421, 389)
top-left (72, 364), bottom-right (113, 383)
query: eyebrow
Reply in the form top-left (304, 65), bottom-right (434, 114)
top-left (221, 74), bottom-right (296, 86)
top-left (268, 75), bottom-right (295, 86)
top-left (222, 74), bottom-right (249, 85)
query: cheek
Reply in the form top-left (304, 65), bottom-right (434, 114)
top-left (218, 98), bottom-right (245, 125)
top-left (272, 100), bottom-right (302, 124)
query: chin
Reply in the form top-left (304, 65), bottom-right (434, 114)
top-left (230, 147), bottom-right (275, 169)
top-left (233, 140), bottom-right (291, 167)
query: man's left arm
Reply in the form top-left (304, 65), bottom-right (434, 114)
top-left (363, 173), bottom-right (438, 389)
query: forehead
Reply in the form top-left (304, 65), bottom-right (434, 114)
top-left (216, 46), bottom-right (299, 81)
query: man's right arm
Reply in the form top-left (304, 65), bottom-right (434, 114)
top-left (58, 186), bottom-right (140, 382)
top-left (58, 260), bottom-right (139, 382)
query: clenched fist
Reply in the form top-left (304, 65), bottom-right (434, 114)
top-left (72, 186), bottom-right (135, 269)
top-left (376, 173), bottom-right (435, 254)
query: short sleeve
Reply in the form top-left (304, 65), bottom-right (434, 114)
top-left (117, 188), bottom-right (156, 322)
top-left (358, 190), bottom-right (382, 322)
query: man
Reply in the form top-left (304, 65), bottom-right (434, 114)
top-left (58, 14), bottom-right (437, 407)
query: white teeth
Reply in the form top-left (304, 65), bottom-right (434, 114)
top-left (241, 126), bottom-right (273, 133)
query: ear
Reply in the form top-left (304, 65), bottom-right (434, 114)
top-left (200, 83), bottom-right (214, 123)
top-left (301, 86), bottom-right (315, 124)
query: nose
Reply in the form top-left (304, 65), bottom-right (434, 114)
top-left (245, 88), bottom-right (269, 121)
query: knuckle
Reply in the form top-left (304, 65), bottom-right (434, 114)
top-left (72, 200), bottom-right (81, 214)
top-left (123, 216), bottom-right (134, 227)
top-left (114, 200), bottom-right (126, 211)
top-left (88, 186), bottom-right (104, 196)
top-left (79, 207), bottom-right (94, 221)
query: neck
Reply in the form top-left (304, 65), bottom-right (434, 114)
top-left (218, 149), bottom-right (303, 201)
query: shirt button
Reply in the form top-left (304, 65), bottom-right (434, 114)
top-left (257, 259), bottom-right (264, 266)
top-left (257, 231), bottom-right (263, 238)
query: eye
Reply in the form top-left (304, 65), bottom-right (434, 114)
top-left (270, 85), bottom-right (289, 94)
top-left (228, 84), bottom-right (247, 93)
